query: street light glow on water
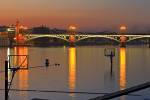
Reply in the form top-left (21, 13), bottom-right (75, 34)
top-left (1, 46), bottom-right (150, 100)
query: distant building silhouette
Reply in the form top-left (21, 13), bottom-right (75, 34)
top-left (0, 26), bottom-right (9, 32)
top-left (32, 26), bottom-right (67, 34)
top-left (32, 26), bottom-right (50, 34)
top-left (0, 26), bottom-right (15, 34)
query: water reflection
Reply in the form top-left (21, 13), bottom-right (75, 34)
top-left (7, 47), bottom-right (28, 69)
top-left (16, 47), bottom-right (29, 99)
top-left (2, 46), bottom-right (149, 100)
top-left (119, 48), bottom-right (126, 90)
top-left (68, 47), bottom-right (77, 98)
top-left (7, 47), bottom-right (29, 99)
top-left (14, 47), bottom-right (28, 69)
top-left (119, 48), bottom-right (126, 100)
top-left (18, 70), bottom-right (28, 100)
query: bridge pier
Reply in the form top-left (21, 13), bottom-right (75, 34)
top-left (120, 42), bottom-right (126, 47)
top-left (120, 36), bottom-right (126, 47)
top-left (69, 35), bottom-right (76, 46)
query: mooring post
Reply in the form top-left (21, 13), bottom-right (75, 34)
top-left (148, 38), bottom-right (150, 48)
top-left (104, 48), bottom-right (115, 76)
top-left (45, 59), bottom-right (49, 68)
top-left (110, 52), bottom-right (113, 75)
top-left (5, 60), bottom-right (8, 100)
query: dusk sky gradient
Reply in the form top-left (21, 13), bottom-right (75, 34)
top-left (1, 0), bottom-right (150, 32)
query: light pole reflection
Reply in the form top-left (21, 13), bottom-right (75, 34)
top-left (68, 47), bottom-right (77, 98)
top-left (119, 48), bottom-right (126, 100)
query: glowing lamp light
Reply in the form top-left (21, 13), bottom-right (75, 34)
top-left (23, 26), bottom-right (28, 30)
top-left (120, 26), bottom-right (127, 31)
top-left (69, 25), bottom-right (76, 31)
top-left (7, 28), bottom-right (15, 32)
top-left (14, 34), bottom-right (25, 41)
top-left (7, 28), bottom-right (12, 32)
top-left (20, 25), bottom-right (24, 29)
top-left (14, 37), bottom-right (16, 40)
top-left (20, 25), bottom-right (28, 30)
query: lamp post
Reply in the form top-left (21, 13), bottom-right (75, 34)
top-left (5, 61), bottom-right (8, 100)
top-left (120, 25), bottom-right (127, 34)
top-left (69, 25), bottom-right (76, 35)
top-left (148, 38), bottom-right (150, 48)
top-left (119, 25), bottom-right (127, 47)
top-left (68, 25), bottom-right (76, 45)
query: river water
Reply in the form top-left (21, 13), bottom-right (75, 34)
top-left (0, 46), bottom-right (150, 100)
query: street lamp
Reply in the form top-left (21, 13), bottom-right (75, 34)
top-left (69, 25), bottom-right (76, 31)
top-left (119, 25), bottom-right (127, 47)
top-left (69, 25), bottom-right (76, 35)
top-left (120, 25), bottom-right (127, 34)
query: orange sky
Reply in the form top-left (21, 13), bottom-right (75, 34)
top-left (1, 0), bottom-right (150, 32)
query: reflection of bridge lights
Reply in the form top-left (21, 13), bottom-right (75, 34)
top-left (69, 47), bottom-right (76, 97)
top-left (11, 47), bottom-right (28, 69)
top-left (18, 70), bottom-right (28, 98)
top-left (119, 48), bottom-right (126, 90)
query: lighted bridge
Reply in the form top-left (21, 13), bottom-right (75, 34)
top-left (24, 34), bottom-right (150, 43)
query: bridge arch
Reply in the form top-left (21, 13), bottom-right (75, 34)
top-left (126, 36), bottom-right (149, 43)
top-left (76, 35), bottom-right (120, 43)
top-left (25, 35), bottom-right (69, 42)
